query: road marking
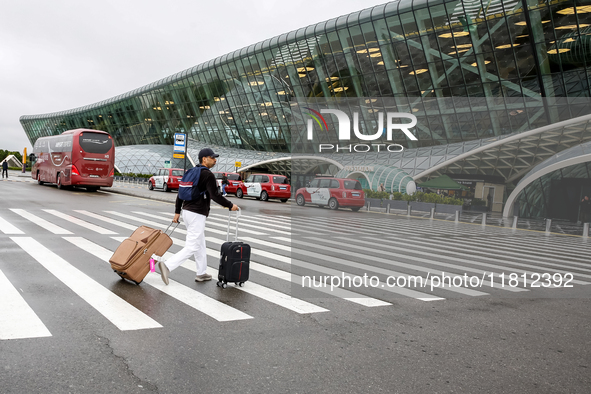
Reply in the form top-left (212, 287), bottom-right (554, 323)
top-left (241, 237), bottom-right (291, 251)
top-left (394, 236), bottom-right (591, 283)
top-left (10, 209), bottom-right (72, 234)
top-left (0, 215), bottom-right (24, 234)
top-left (12, 237), bottom-right (161, 331)
top-left (108, 210), bottom-right (227, 238)
top-left (275, 237), bottom-right (488, 297)
top-left (43, 209), bottom-right (117, 234)
top-left (247, 261), bottom-right (391, 307)
top-left (205, 236), bottom-right (291, 264)
top-left (208, 213), bottom-right (292, 235)
top-left (202, 266), bottom-right (328, 314)
top-left (65, 237), bottom-right (252, 322)
top-left (143, 275), bottom-right (254, 321)
top-left (74, 210), bottom-right (138, 231)
top-left (0, 269), bottom-right (52, 340)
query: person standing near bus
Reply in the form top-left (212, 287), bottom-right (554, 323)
top-left (2, 160), bottom-right (8, 178)
top-left (158, 148), bottom-right (239, 284)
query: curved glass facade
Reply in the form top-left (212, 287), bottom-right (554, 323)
top-left (512, 140), bottom-right (591, 219)
top-left (335, 164), bottom-right (416, 193)
top-left (20, 0), bottom-right (591, 154)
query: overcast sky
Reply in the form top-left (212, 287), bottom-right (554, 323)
top-left (1, 0), bottom-right (388, 153)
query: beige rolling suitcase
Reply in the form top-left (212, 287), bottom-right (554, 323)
top-left (109, 223), bottom-right (177, 284)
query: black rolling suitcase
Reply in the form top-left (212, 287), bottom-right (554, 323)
top-left (217, 208), bottom-right (250, 288)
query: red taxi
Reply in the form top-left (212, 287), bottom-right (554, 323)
top-left (236, 174), bottom-right (291, 202)
top-left (148, 168), bottom-right (184, 192)
top-left (295, 177), bottom-right (365, 211)
top-left (212, 172), bottom-right (242, 194)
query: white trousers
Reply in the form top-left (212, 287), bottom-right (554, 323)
top-left (164, 210), bottom-right (208, 275)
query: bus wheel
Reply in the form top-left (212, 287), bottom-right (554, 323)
top-left (57, 175), bottom-right (65, 190)
top-left (37, 173), bottom-right (44, 185)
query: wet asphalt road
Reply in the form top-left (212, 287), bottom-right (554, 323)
top-left (0, 173), bottom-right (590, 393)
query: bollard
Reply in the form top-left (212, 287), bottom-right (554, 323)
top-left (512, 216), bottom-right (518, 229)
top-left (584, 223), bottom-right (589, 238)
top-left (430, 207), bottom-right (435, 219)
top-left (455, 210), bottom-right (460, 223)
top-left (481, 213), bottom-right (487, 226)
top-left (386, 203), bottom-right (391, 214)
top-left (545, 218), bottom-right (552, 233)
top-left (366, 202), bottom-right (370, 212)
top-left (407, 205), bottom-right (411, 216)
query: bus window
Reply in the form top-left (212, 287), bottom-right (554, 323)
top-left (79, 133), bottom-right (113, 154)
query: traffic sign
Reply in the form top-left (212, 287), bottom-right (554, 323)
top-left (173, 133), bottom-right (186, 153)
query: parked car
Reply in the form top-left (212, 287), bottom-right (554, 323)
top-left (212, 171), bottom-right (242, 195)
top-left (235, 174), bottom-right (290, 202)
top-left (295, 177), bottom-right (365, 211)
top-left (148, 168), bottom-right (184, 192)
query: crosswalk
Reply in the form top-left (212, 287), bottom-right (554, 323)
top-left (1, 206), bottom-right (590, 340)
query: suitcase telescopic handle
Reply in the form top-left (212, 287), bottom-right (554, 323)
top-left (164, 221), bottom-right (180, 236)
top-left (226, 207), bottom-right (241, 242)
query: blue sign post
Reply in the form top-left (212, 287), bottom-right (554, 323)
top-left (173, 133), bottom-right (187, 171)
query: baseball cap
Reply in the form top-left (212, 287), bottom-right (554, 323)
top-left (198, 148), bottom-right (219, 161)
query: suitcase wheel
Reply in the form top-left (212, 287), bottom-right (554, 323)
top-left (216, 281), bottom-right (228, 289)
top-left (238, 282), bottom-right (244, 287)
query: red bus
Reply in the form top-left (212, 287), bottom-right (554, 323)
top-left (31, 128), bottom-right (115, 191)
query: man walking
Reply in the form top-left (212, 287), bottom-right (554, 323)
top-left (159, 148), bottom-right (239, 284)
top-left (2, 160), bottom-right (8, 178)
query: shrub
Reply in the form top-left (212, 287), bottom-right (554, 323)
top-left (442, 196), bottom-right (463, 205)
top-left (362, 190), bottom-right (463, 204)
top-left (471, 198), bottom-right (487, 206)
top-left (391, 192), bottom-right (403, 200)
top-left (118, 172), bottom-right (152, 178)
top-left (363, 189), bottom-right (390, 199)
top-left (402, 193), bottom-right (415, 202)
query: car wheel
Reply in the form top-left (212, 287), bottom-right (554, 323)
top-left (296, 194), bottom-right (305, 206)
top-left (236, 188), bottom-right (243, 198)
top-left (163, 183), bottom-right (169, 192)
top-left (351, 207), bottom-right (361, 212)
top-left (148, 182), bottom-right (154, 190)
top-left (280, 198), bottom-right (288, 203)
top-left (37, 172), bottom-right (44, 185)
top-left (328, 197), bottom-right (339, 210)
top-left (86, 186), bottom-right (99, 192)
top-left (261, 191), bottom-right (269, 201)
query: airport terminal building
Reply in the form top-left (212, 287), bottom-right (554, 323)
top-left (20, 0), bottom-right (591, 220)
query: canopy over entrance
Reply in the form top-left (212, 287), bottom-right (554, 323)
top-left (417, 175), bottom-right (468, 191)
